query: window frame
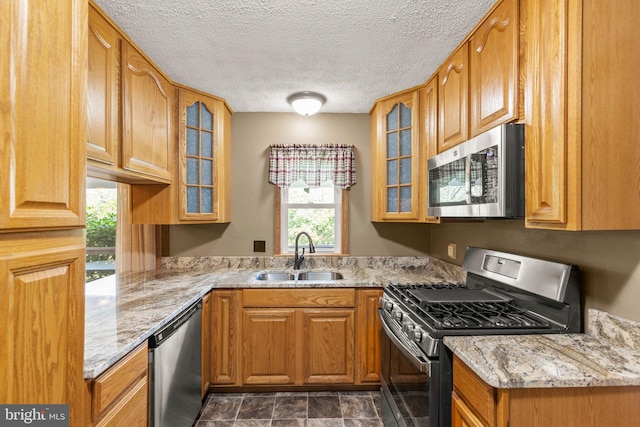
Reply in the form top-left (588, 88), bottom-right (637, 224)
top-left (274, 185), bottom-right (349, 256)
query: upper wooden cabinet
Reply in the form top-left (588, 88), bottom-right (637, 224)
top-left (120, 40), bottom-right (173, 183)
top-left (131, 87), bottom-right (232, 224)
top-left (524, 0), bottom-right (640, 230)
top-left (370, 89), bottom-right (421, 222)
top-left (437, 43), bottom-right (469, 153)
top-left (87, 4), bottom-right (119, 166)
top-left (469, 0), bottom-right (519, 136)
top-left (1, 0), bottom-right (86, 231)
top-left (419, 77), bottom-right (441, 224)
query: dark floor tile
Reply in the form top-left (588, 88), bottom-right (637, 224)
top-left (273, 396), bottom-right (308, 419)
top-left (339, 395), bottom-right (378, 419)
top-left (307, 419), bottom-right (345, 427)
top-left (199, 397), bottom-right (243, 420)
top-left (234, 420), bottom-right (271, 427)
top-left (308, 396), bottom-right (342, 419)
top-left (371, 393), bottom-right (382, 418)
top-left (272, 419), bottom-right (307, 427)
top-left (195, 421), bottom-right (235, 427)
top-left (237, 396), bottom-right (276, 419)
top-left (344, 419), bottom-right (384, 427)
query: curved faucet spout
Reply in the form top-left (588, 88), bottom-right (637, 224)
top-left (294, 232), bottom-right (315, 270)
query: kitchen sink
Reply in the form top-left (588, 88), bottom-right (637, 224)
top-left (296, 271), bottom-right (344, 281)
top-left (254, 271), bottom-right (344, 281)
top-left (255, 272), bottom-right (296, 281)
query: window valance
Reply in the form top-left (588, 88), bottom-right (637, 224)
top-left (268, 144), bottom-right (356, 189)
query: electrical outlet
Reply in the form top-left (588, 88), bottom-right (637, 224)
top-left (253, 240), bottom-right (266, 252)
top-left (447, 243), bottom-right (457, 259)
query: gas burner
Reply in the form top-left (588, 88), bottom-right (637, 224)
top-left (421, 301), bottom-right (550, 329)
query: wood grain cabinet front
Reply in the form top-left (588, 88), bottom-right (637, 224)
top-left (452, 355), bottom-right (640, 427)
top-left (437, 43), bottom-right (469, 153)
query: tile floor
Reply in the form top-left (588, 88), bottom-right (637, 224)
top-left (194, 391), bottom-right (383, 427)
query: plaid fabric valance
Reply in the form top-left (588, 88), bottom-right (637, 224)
top-left (268, 144), bottom-right (356, 189)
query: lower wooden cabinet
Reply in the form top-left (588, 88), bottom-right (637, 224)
top-left (201, 292), bottom-right (212, 396)
top-left (453, 355), bottom-right (640, 427)
top-left (84, 343), bottom-right (148, 427)
top-left (209, 288), bottom-right (381, 390)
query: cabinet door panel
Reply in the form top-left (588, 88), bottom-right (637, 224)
top-left (0, 0), bottom-right (86, 230)
top-left (121, 41), bottom-right (172, 183)
top-left (452, 392), bottom-right (486, 427)
top-left (242, 309), bottom-right (296, 385)
top-left (87, 4), bottom-right (119, 165)
top-left (302, 309), bottom-right (355, 384)
top-left (356, 289), bottom-right (382, 384)
top-left (438, 44), bottom-right (469, 152)
top-left (0, 232), bottom-right (85, 425)
top-left (420, 78), bottom-right (441, 224)
top-left (212, 290), bottom-right (242, 386)
top-left (201, 292), bottom-right (212, 395)
top-left (470, 0), bottom-right (518, 135)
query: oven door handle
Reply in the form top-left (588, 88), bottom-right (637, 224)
top-left (379, 310), bottom-right (433, 375)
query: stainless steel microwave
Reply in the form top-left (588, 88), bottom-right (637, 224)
top-left (427, 123), bottom-right (524, 218)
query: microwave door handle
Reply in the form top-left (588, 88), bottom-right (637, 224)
top-left (465, 154), bottom-right (472, 204)
top-left (378, 310), bottom-right (433, 374)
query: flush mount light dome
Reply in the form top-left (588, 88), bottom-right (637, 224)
top-left (287, 91), bottom-right (327, 116)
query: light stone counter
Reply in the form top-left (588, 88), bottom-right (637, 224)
top-left (85, 255), bottom-right (463, 379)
top-left (444, 309), bottom-right (640, 389)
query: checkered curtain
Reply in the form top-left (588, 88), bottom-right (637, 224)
top-left (268, 144), bottom-right (356, 189)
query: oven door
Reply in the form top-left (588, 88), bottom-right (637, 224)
top-left (379, 310), bottom-right (441, 427)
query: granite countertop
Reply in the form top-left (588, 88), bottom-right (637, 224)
top-left (444, 309), bottom-right (640, 389)
top-left (85, 255), bottom-right (462, 379)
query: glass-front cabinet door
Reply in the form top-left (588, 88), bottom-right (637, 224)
top-left (179, 89), bottom-right (230, 221)
top-left (371, 90), bottom-right (420, 221)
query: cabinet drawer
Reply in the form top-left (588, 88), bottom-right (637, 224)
top-left (453, 355), bottom-right (495, 426)
top-left (243, 288), bottom-right (355, 308)
top-left (94, 377), bottom-right (148, 427)
top-left (92, 343), bottom-right (148, 420)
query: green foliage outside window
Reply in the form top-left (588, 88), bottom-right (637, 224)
top-left (86, 189), bottom-right (117, 282)
top-left (287, 208), bottom-right (335, 248)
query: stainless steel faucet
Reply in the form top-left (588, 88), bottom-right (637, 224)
top-left (294, 231), bottom-right (315, 269)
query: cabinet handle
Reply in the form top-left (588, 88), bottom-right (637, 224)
top-left (475, 17), bottom-right (510, 53)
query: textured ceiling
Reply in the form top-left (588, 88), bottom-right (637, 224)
top-left (94, 0), bottom-right (495, 113)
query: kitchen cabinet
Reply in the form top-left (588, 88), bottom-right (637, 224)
top-left (524, 0), bottom-right (640, 230)
top-left (131, 86), bottom-right (232, 224)
top-left (452, 355), bottom-right (640, 427)
top-left (370, 89), bottom-right (422, 221)
top-left (437, 43), bottom-right (469, 153)
top-left (211, 288), bottom-right (380, 389)
top-left (419, 77), bottom-right (441, 224)
top-left (201, 292), bottom-right (212, 396)
top-left (1, 0), bottom-right (86, 231)
top-left (84, 343), bottom-right (148, 427)
top-left (211, 289), bottom-right (243, 386)
top-left (87, 3), bottom-right (119, 167)
top-left (0, 1), bottom-right (87, 426)
top-left (120, 40), bottom-right (173, 184)
top-left (469, 0), bottom-right (519, 137)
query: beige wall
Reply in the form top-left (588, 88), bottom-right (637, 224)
top-left (169, 112), bottom-right (431, 257)
top-left (430, 220), bottom-right (640, 322)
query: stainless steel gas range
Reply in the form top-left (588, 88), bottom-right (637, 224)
top-left (378, 247), bottom-right (582, 427)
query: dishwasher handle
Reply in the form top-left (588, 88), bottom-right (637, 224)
top-left (149, 300), bottom-right (202, 348)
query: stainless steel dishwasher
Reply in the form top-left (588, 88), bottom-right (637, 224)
top-left (149, 300), bottom-right (202, 427)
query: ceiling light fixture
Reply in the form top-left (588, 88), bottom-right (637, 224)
top-left (287, 91), bottom-right (326, 116)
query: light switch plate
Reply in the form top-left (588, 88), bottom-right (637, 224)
top-left (447, 243), bottom-right (457, 259)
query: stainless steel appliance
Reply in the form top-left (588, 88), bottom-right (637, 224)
top-left (379, 247), bottom-right (582, 427)
top-left (149, 300), bottom-right (202, 427)
top-left (427, 124), bottom-right (524, 218)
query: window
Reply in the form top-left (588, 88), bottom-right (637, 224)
top-left (86, 178), bottom-right (117, 282)
top-left (279, 180), bottom-right (345, 253)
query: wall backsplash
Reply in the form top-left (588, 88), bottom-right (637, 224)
top-left (430, 220), bottom-right (640, 323)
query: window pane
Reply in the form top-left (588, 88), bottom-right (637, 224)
top-left (187, 128), bottom-right (199, 156)
top-left (86, 178), bottom-right (117, 283)
top-left (186, 102), bottom-right (199, 127)
top-left (399, 158), bottom-right (412, 184)
top-left (400, 129), bottom-right (412, 156)
top-left (186, 186), bottom-right (199, 213)
top-left (287, 208), bottom-right (335, 248)
top-left (386, 104), bottom-right (398, 131)
top-left (400, 103), bottom-right (412, 128)
top-left (387, 160), bottom-right (398, 185)
top-left (201, 104), bottom-right (213, 130)
top-left (400, 186), bottom-right (412, 212)
top-left (387, 132), bottom-right (398, 158)
top-left (387, 187), bottom-right (398, 213)
top-left (201, 159), bottom-right (212, 185)
top-left (288, 186), bottom-right (334, 203)
top-left (201, 187), bottom-right (213, 214)
top-left (201, 131), bottom-right (213, 158)
top-left (186, 158), bottom-right (199, 184)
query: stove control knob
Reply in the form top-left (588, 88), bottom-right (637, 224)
top-left (409, 327), bottom-right (423, 343)
top-left (393, 310), bottom-right (403, 322)
top-left (401, 323), bottom-right (415, 334)
top-left (383, 301), bottom-right (394, 312)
